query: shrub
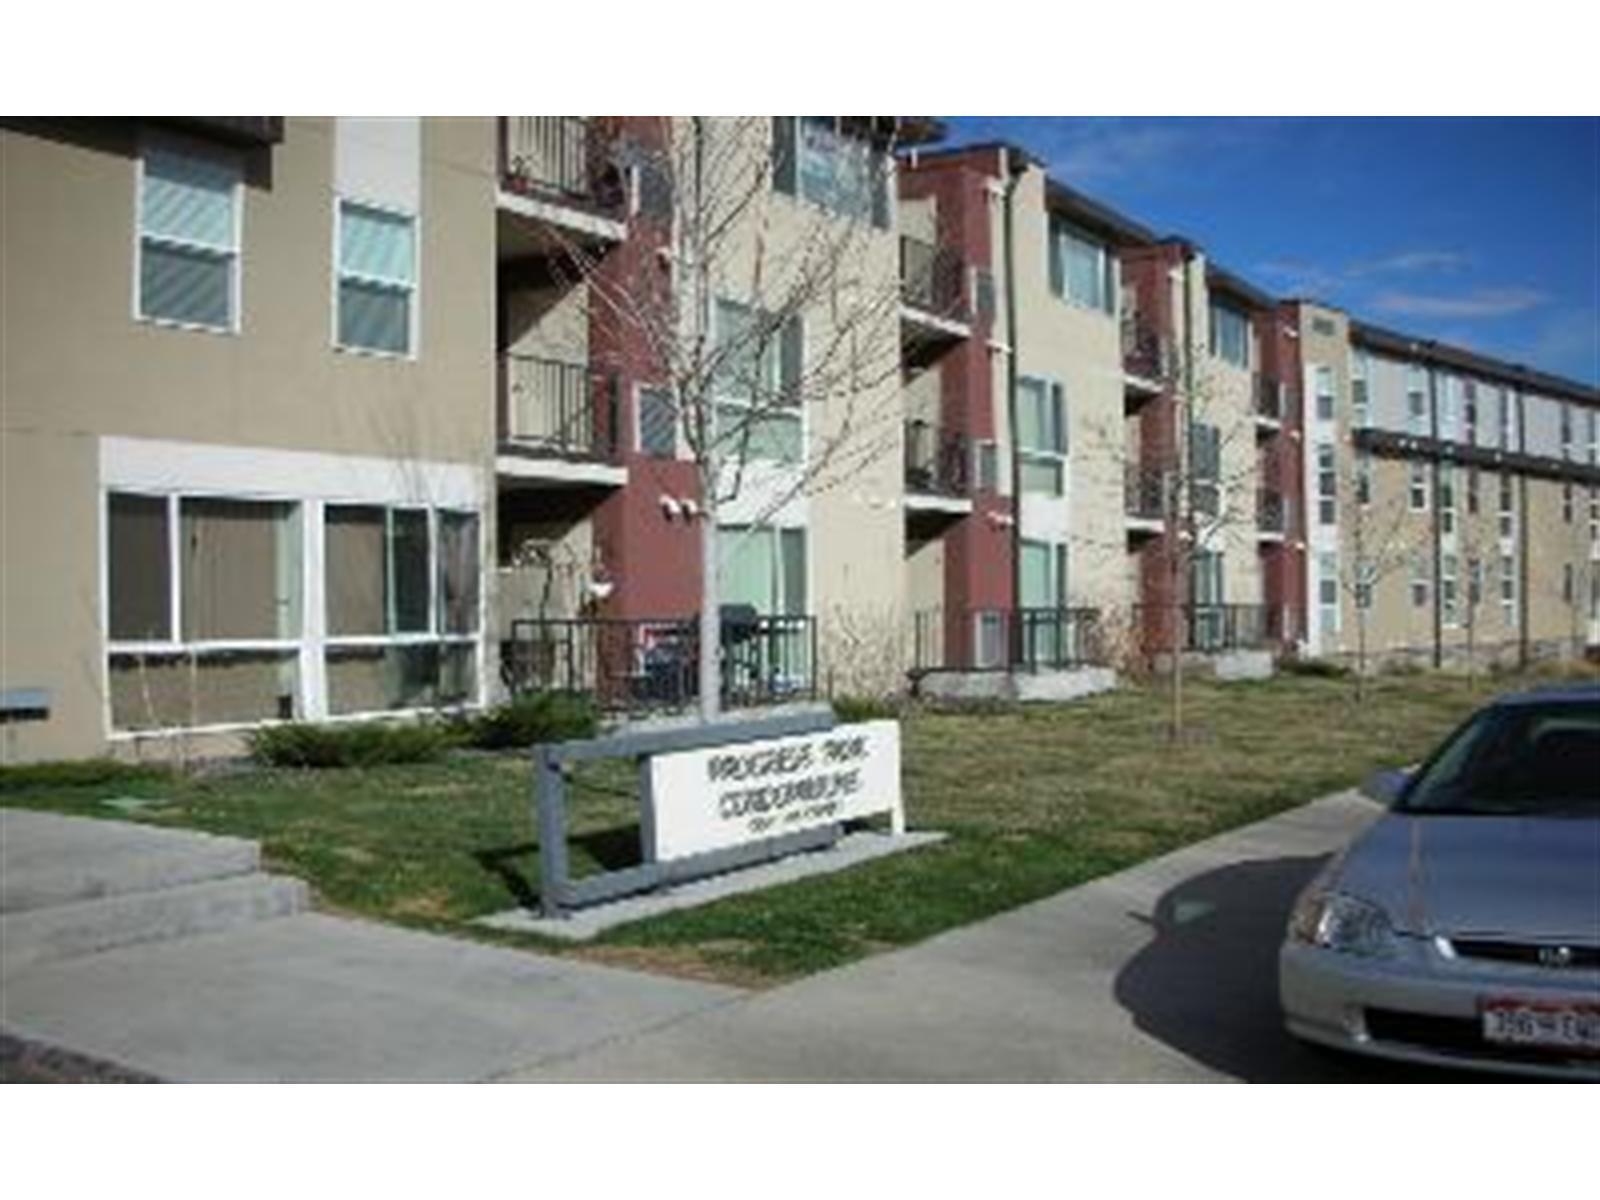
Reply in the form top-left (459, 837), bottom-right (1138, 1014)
top-left (1281, 657), bottom-right (1350, 679)
top-left (468, 691), bottom-right (599, 750)
top-left (0, 758), bottom-right (172, 793)
top-left (831, 695), bottom-right (902, 723)
top-left (247, 720), bottom-right (453, 768)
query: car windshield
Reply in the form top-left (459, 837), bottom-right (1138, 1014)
top-left (1399, 699), bottom-right (1600, 816)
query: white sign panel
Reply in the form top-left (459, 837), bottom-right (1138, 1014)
top-left (645, 720), bottom-right (903, 861)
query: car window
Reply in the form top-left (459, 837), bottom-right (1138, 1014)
top-left (1400, 700), bottom-right (1600, 815)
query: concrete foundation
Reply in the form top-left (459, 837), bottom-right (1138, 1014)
top-left (917, 667), bottom-right (1118, 704)
top-left (1213, 650), bottom-right (1274, 682)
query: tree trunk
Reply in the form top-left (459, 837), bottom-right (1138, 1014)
top-left (698, 501), bottom-right (721, 722)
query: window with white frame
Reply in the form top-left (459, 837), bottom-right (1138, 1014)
top-left (1560, 402), bottom-right (1574, 459)
top-left (1356, 451), bottom-right (1373, 508)
top-left (1316, 443), bottom-right (1337, 525)
top-left (1440, 462), bottom-right (1456, 536)
top-left (1410, 553), bottom-right (1431, 610)
top-left (1017, 376), bottom-right (1067, 496)
top-left (1409, 461), bottom-right (1429, 512)
top-left (1441, 552), bottom-right (1459, 628)
top-left (1190, 550), bottom-right (1227, 650)
top-left (1498, 473), bottom-right (1515, 540)
top-left (713, 298), bottom-right (803, 465)
top-left (720, 524), bottom-right (807, 618)
top-left (1463, 382), bottom-right (1479, 447)
top-left (1048, 217), bottom-right (1115, 314)
top-left (1314, 366), bottom-right (1336, 422)
top-left (974, 440), bottom-right (999, 493)
top-left (1209, 302), bottom-right (1250, 369)
top-left (1406, 367), bottom-right (1429, 436)
top-left (137, 138), bottom-right (241, 331)
top-left (336, 200), bottom-right (417, 356)
top-left (771, 118), bottom-right (888, 228)
top-left (106, 492), bottom-right (301, 731)
top-left (1438, 377), bottom-right (1459, 442)
top-left (1189, 420), bottom-right (1222, 516)
top-left (1318, 551), bottom-right (1339, 635)
top-left (1350, 351), bottom-right (1369, 428)
top-left (323, 505), bottom-right (479, 715)
top-left (1500, 553), bottom-right (1517, 619)
top-left (1563, 482), bottom-right (1574, 524)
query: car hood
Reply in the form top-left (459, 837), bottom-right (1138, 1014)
top-left (1332, 813), bottom-right (1600, 941)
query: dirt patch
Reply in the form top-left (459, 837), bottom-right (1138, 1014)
top-left (390, 890), bottom-right (457, 921)
top-left (573, 942), bottom-right (767, 990)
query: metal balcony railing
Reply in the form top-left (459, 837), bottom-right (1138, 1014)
top-left (1125, 464), bottom-right (1167, 521)
top-left (1135, 603), bottom-right (1272, 653)
top-left (904, 420), bottom-right (971, 497)
top-left (498, 117), bottom-right (625, 216)
top-left (502, 612), bottom-right (816, 714)
top-left (499, 353), bottom-right (620, 461)
top-left (1257, 488), bottom-right (1288, 534)
top-left (1254, 373), bottom-right (1286, 422)
top-left (910, 607), bottom-right (1104, 673)
top-left (900, 236), bottom-right (969, 323)
top-left (1121, 311), bottom-right (1170, 382)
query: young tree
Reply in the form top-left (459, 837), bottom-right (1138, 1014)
top-left (541, 117), bottom-right (910, 720)
top-left (1335, 449), bottom-right (1423, 700)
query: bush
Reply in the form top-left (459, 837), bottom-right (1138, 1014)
top-left (248, 720), bottom-right (454, 768)
top-left (831, 695), bottom-right (902, 723)
top-left (0, 758), bottom-right (172, 793)
top-left (468, 691), bottom-right (599, 750)
top-left (1281, 658), bottom-right (1350, 679)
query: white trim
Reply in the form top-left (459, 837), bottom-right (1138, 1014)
top-left (495, 453), bottom-right (628, 488)
top-left (899, 302), bottom-right (972, 343)
top-left (332, 195), bottom-right (420, 361)
top-left (904, 493), bottom-right (974, 517)
top-left (495, 187), bottom-right (627, 245)
top-left (133, 130), bottom-right (244, 336)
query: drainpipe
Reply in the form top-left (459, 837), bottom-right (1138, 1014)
top-left (1428, 359), bottom-right (1442, 670)
top-left (1516, 388), bottom-right (1530, 667)
top-left (1001, 151), bottom-right (1025, 667)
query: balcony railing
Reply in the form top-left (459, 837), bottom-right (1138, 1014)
top-left (911, 607), bottom-right (1104, 673)
top-left (900, 236), bottom-right (969, 324)
top-left (1135, 603), bottom-right (1272, 653)
top-left (503, 611), bottom-right (816, 714)
top-left (1125, 464), bottom-right (1167, 521)
top-left (498, 117), bottom-right (625, 216)
top-left (1254, 374), bottom-right (1285, 422)
top-left (499, 353), bottom-right (620, 461)
top-left (904, 420), bottom-right (970, 497)
top-left (1257, 487), bottom-right (1288, 534)
top-left (1121, 311), bottom-right (1170, 382)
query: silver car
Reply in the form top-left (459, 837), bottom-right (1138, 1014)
top-left (1280, 684), bottom-right (1600, 1079)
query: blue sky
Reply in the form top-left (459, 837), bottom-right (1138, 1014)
top-left (943, 117), bottom-right (1600, 385)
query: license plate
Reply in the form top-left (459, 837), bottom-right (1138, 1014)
top-left (1481, 1000), bottom-right (1600, 1053)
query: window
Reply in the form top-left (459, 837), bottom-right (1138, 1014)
top-left (1314, 366), bottom-right (1336, 422)
top-left (1463, 382), bottom-right (1478, 447)
top-left (973, 611), bottom-right (1006, 669)
top-left (1318, 552), bottom-right (1339, 635)
top-left (720, 525), bottom-right (807, 617)
top-left (1467, 466), bottom-right (1480, 515)
top-left (1048, 218), bottom-right (1114, 313)
top-left (1316, 443), bottom-right (1337, 525)
top-left (323, 505), bottom-right (478, 716)
top-left (1356, 451), bottom-right (1373, 508)
top-left (1500, 553), bottom-right (1517, 619)
top-left (337, 201), bottom-right (417, 356)
top-left (1467, 557), bottom-right (1483, 609)
top-left (106, 492), bottom-right (301, 731)
top-left (1350, 352), bottom-right (1369, 428)
top-left (1590, 486), bottom-right (1599, 549)
top-left (1209, 302), bottom-right (1250, 368)
top-left (1588, 409), bottom-right (1599, 465)
top-left (137, 139), bottom-right (241, 331)
top-left (1441, 553), bottom-right (1459, 628)
top-left (1439, 463), bottom-right (1456, 536)
top-left (1498, 473), bottom-right (1515, 540)
top-left (772, 118), bottom-right (887, 228)
top-left (1411, 554), bottom-right (1431, 610)
top-left (1439, 378), bottom-right (1459, 442)
top-left (1191, 551), bottom-right (1226, 649)
top-left (1406, 367), bottom-right (1429, 436)
top-left (1019, 540), bottom-right (1067, 609)
top-left (1563, 482), bottom-right (1574, 524)
top-left (1561, 403), bottom-right (1574, 459)
top-left (1563, 562), bottom-right (1575, 606)
top-left (1409, 462), bottom-right (1429, 512)
top-left (1498, 389), bottom-right (1518, 451)
top-left (1189, 421), bottom-right (1221, 516)
top-left (1017, 376), bottom-right (1066, 496)
top-left (713, 299), bottom-right (803, 465)
top-left (1355, 557), bottom-right (1374, 612)
top-left (638, 386), bottom-right (676, 458)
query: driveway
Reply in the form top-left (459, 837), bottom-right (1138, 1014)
top-left (507, 790), bottom-right (1477, 1082)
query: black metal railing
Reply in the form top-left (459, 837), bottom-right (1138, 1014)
top-left (900, 236), bottom-right (969, 324)
top-left (904, 420), bottom-right (970, 497)
top-left (910, 607), bottom-right (1104, 673)
top-left (498, 117), bottom-right (625, 216)
top-left (1121, 311), bottom-right (1170, 382)
top-left (503, 612), bottom-right (816, 714)
top-left (1134, 603), bottom-right (1272, 653)
top-left (1257, 487), bottom-right (1287, 534)
top-left (499, 353), bottom-right (620, 461)
top-left (1125, 464), bottom-right (1167, 521)
top-left (1254, 373), bottom-right (1285, 422)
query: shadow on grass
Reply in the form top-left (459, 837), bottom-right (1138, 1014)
top-left (1112, 854), bottom-right (1482, 1083)
top-left (472, 826), bottom-right (644, 909)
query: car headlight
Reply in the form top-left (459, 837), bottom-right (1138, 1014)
top-left (1289, 890), bottom-right (1396, 958)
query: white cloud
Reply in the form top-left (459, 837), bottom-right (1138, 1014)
top-left (1370, 287), bottom-right (1549, 319)
top-left (1347, 250), bottom-right (1470, 276)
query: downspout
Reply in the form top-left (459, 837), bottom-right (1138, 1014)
top-left (1001, 151), bottom-right (1025, 668)
top-left (1428, 360), bottom-right (1442, 669)
top-left (1516, 388), bottom-right (1530, 667)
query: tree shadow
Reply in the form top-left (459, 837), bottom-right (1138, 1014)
top-left (471, 825), bottom-right (644, 911)
top-left (1112, 854), bottom-right (1482, 1082)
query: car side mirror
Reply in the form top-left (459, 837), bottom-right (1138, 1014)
top-left (1360, 767), bottom-right (1413, 805)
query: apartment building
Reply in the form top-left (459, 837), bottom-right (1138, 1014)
top-left (1, 117), bottom-right (497, 764)
top-left (1291, 303), bottom-right (1600, 667)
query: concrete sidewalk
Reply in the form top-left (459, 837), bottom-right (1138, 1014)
top-left (502, 792), bottom-right (1388, 1082)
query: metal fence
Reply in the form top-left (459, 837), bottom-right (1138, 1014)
top-left (1257, 487), bottom-right (1288, 534)
top-left (904, 419), bottom-right (971, 497)
top-left (1134, 603), bottom-right (1273, 653)
top-left (504, 613), bottom-right (816, 714)
top-left (1121, 312), bottom-right (1169, 381)
top-left (1125, 464), bottom-right (1167, 521)
top-left (900, 236), bottom-right (968, 323)
top-left (499, 116), bottom-right (623, 212)
top-left (911, 607), bottom-right (1104, 673)
top-left (499, 354), bottom-right (619, 460)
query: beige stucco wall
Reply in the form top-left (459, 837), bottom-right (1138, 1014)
top-left (0, 118), bottom-right (497, 762)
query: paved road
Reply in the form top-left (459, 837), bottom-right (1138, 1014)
top-left (507, 791), bottom-right (1476, 1082)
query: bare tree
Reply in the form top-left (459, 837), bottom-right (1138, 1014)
top-left (1335, 451), bottom-right (1423, 700)
top-left (542, 117), bottom-right (910, 720)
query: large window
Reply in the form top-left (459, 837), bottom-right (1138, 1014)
top-left (1409, 462), bottom-right (1429, 512)
top-left (1318, 552), bottom-right (1339, 635)
top-left (1189, 421), bottom-right (1222, 516)
top-left (714, 299), bottom-right (802, 465)
top-left (137, 139), bottom-right (241, 331)
top-left (1440, 463), bottom-right (1456, 536)
top-left (720, 525), bottom-right (806, 617)
top-left (1500, 553), bottom-right (1517, 620)
top-left (1350, 352), bottom-right (1370, 428)
top-left (1190, 551), bottom-right (1226, 649)
top-left (1314, 366), bottom-right (1336, 422)
top-left (1410, 554), bottom-right (1431, 610)
top-left (1048, 218), bottom-right (1114, 313)
top-left (1209, 302), bottom-right (1250, 368)
top-left (772, 118), bottom-right (888, 228)
top-left (1407, 367), bottom-right (1429, 436)
top-left (337, 200), bottom-right (417, 356)
top-left (1017, 376), bottom-right (1066, 496)
top-left (1441, 553), bottom-right (1459, 628)
top-left (1316, 443), bottom-right (1337, 526)
top-left (1498, 473), bottom-right (1515, 540)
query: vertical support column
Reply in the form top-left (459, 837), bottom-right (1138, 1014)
top-left (536, 745), bottom-right (569, 919)
top-left (301, 499), bottom-right (328, 721)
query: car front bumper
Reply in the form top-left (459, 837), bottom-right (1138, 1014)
top-left (1280, 938), bottom-right (1600, 1080)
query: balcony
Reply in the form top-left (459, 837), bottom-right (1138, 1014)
top-left (1124, 463), bottom-right (1166, 536)
top-left (502, 611), bottom-right (816, 715)
top-left (911, 607), bottom-right (1105, 674)
top-left (497, 353), bottom-right (626, 488)
top-left (1253, 373), bottom-right (1286, 431)
top-left (1135, 603), bottom-right (1272, 653)
top-left (1121, 312), bottom-right (1169, 399)
top-left (497, 117), bottom-right (627, 252)
top-left (900, 236), bottom-right (971, 355)
top-left (1256, 487), bottom-right (1288, 539)
top-left (903, 419), bottom-right (972, 515)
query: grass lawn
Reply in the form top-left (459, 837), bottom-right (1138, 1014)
top-left (3, 667), bottom-right (1587, 987)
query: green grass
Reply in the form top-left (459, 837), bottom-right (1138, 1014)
top-left (3, 668), bottom-right (1588, 986)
